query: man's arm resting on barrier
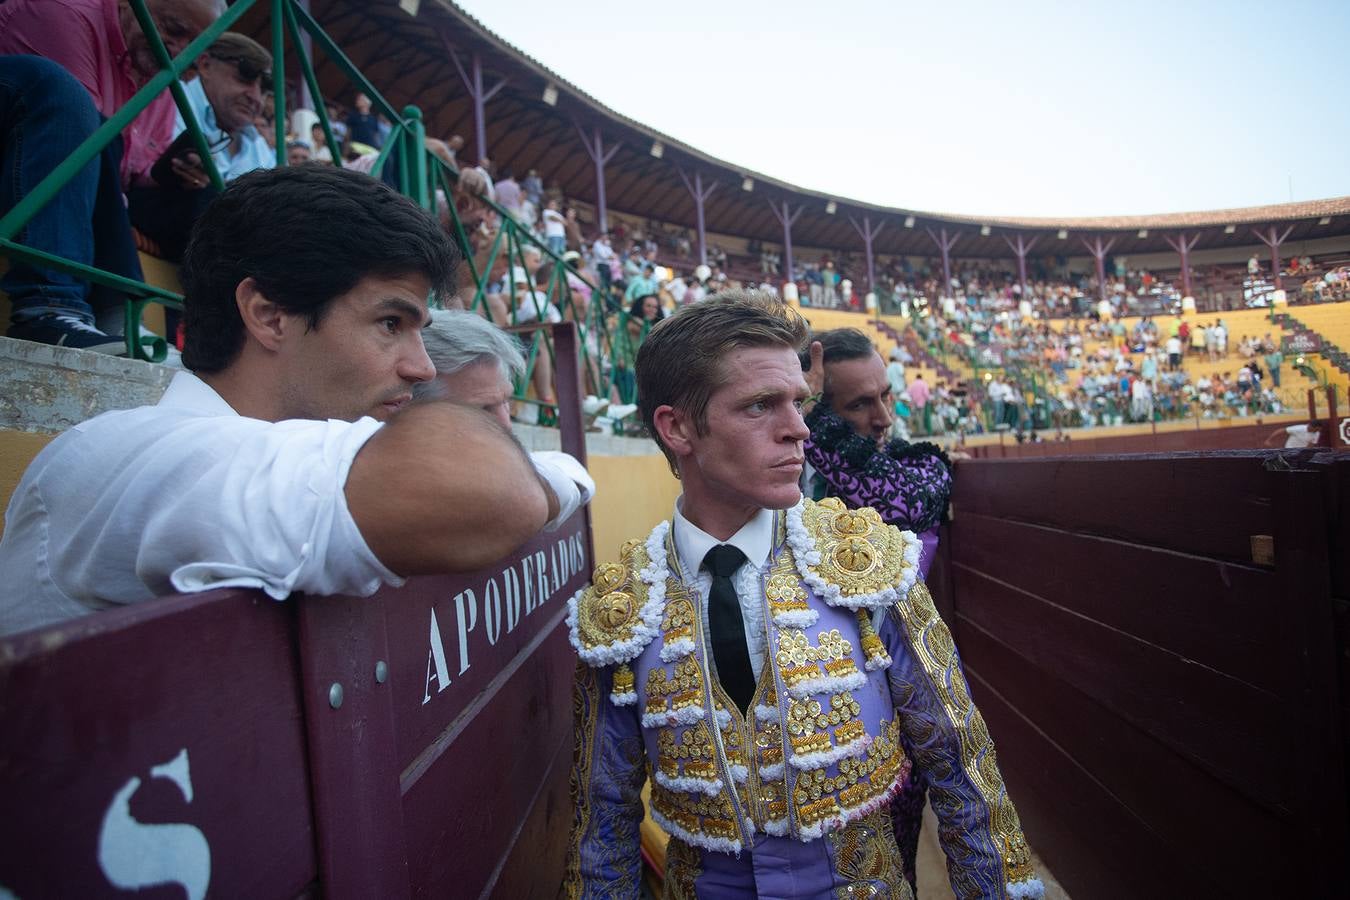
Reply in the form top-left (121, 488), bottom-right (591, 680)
top-left (346, 401), bottom-right (552, 574)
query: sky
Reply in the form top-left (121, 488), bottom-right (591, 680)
top-left (453, 0), bottom-right (1350, 219)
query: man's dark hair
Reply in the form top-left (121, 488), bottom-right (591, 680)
top-left (801, 328), bottom-right (876, 403)
top-left (637, 290), bottom-right (807, 474)
top-left (180, 166), bottom-right (458, 373)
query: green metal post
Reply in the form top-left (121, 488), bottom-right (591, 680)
top-left (368, 123), bottom-right (404, 178)
top-left (281, 0), bottom-right (342, 164)
top-left (0, 0), bottom-right (256, 241)
top-left (404, 106), bottom-right (430, 211)
top-left (396, 129), bottom-right (411, 196)
top-left (272, 0), bottom-right (287, 166)
top-left (437, 163), bottom-right (480, 284)
top-left (471, 226), bottom-right (507, 321)
top-left (291, 2), bottom-right (403, 123)
top-left (127, 0), bottom-right (224, 190)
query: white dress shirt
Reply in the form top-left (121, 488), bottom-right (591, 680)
top-left (671, 500), bottom-right (775, 680)
top-left (0, 372), bottom-right (401, 635)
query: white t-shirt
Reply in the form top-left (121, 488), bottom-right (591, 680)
top-left (0, 372), bottom-right (400, 635)
top-left (542, 208), bottom-right (566, 238)
top-left (1284, 425), bottom-right (1320, 448)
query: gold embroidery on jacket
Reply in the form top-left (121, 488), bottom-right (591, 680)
top-left (651, 783), bottom-right (739, 839)
top-left (829, 808), bottom-right (913, 900)
top-left (575, 546), bottom-right (647, 653)
top-left (563, 663), bottom-right (598, 896)
top-left (891, 582), bottom-right (1035, 888)
top-left (792, 718), bottom-right (908, 816)
top-left (662, 592), bottom-right (696, 645)
top-left (657, 720), bottom-right (719, 780)
top-left (663, 837), bottom-right (701, 900)
top-left (804, 498), bottom-right (913, 597)
top-left (646, 655), bottom-right (706, 718)
top-left (765, 570), bottom-right (811, 615)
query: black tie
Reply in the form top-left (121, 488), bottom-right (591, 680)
top-left (703, 544), bottom-right (756, 713)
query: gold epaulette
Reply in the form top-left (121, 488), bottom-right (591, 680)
top-left (565, 537), bottom-right (660, 668)
top-left (791, 497), bottom-right (922, 611)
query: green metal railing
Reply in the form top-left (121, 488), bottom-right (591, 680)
top-left (0, 0), bottom-right (627, 412)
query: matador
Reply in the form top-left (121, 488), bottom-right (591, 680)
top-left (564, 291), bottom-right (1041, 899)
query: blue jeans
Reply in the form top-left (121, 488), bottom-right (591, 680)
top-left (0, 55), bottom-right (143, 325)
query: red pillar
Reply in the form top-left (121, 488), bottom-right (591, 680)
top-left (575, 124), bottom-right (620, 234)
top-left (443, 37), bottom-right (507, 163)
top-left (1002, 233), bottom-right (1039, 299)
top-left (677, 167), bottom-right (718, 266)
top-left (925, 227), bottom-right (959, 295)
top-left (1252, 225), bottom-right (1295, 290)
top-left (1080, 236), bottom-right (1117, 303)
top-left (1163, 232), bottom-right (1201, 297)
top-left (849, 214), bottom-right (884, 296)
top-left (768, 200), bottom-right (802, 284)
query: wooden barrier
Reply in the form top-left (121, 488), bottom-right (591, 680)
top-left (939, 449), bottom-right (1349, 898)
top-left (0, 322), bottom-right (594, 898)
top-left (967, 418), bottom-right (1344, 459)
top-left (0, 514), bottom-right (589, 899)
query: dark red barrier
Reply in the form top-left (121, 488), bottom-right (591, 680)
top-left (939, 450), bottom-right (1349, 898)
top-left (0, 590), bottom-right (318, 899)
top-left (0, 323), bottom-right (594, 899)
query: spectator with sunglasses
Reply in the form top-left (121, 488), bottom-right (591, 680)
top-left (128, 32), bottom-right (275, 262)
top-left (0, 0), bottom-right (223, 352)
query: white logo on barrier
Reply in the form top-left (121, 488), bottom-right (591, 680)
top-left (1340, 417), bottom-right (1349, 446)
top-left (97, 748), bottom-right (211, 900)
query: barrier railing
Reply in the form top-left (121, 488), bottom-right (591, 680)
top-left (0, 0), bottom-right (627, 411)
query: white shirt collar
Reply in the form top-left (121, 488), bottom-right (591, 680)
top-left (672, 498), bottom-right (775, 580)
top-left (157, 370), bottom-right (240, 416)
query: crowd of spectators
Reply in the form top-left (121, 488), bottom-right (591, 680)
top-left (911, 303), bottom-right (1297, 437)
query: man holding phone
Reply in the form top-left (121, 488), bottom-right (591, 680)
top-left (129, 32), bottom-right (275, 262)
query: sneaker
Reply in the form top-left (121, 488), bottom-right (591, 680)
top-left (8, 313), bottom-right (125, 354)
top-left (609, 403), bottom-right (638, 420)
top-left (95, 308), bottom-right (173, 364)
top-left (582, 395), bottom-right (610, 417)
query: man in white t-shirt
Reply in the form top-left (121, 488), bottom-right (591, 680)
top-left (1266, 421), bottom-right (1323, 448)
top-left (1165, 335), bottom-right (1183, 372)
top-left (0, 166), bottom-right (588, 636)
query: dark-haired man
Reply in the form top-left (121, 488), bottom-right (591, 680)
top-left (0, 166), bottom-right (571, 635)
top-left (797, 327), bottom-right (955, 888)
top-left (800, 328), bottom-right (953, 580)
top-left (565, 291), bottom-right (1039, 898)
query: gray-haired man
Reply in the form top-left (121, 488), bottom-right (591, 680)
top-left (416, 309), bottom-right (595, 529)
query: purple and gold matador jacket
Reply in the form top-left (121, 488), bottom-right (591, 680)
top-left (564, 497), bottom-right (1042, 900)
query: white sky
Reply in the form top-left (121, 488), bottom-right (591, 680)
top-left (453, 0), bottom-right (1350, 218)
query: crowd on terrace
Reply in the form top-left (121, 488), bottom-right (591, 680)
top-left (2, 1), bottom-right (1346, 446)
top-left (909, 304), bottom-right (1302, 436)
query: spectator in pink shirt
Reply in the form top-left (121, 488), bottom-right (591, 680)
top-left (907, 373), bottom-right (931, 435)
top-left (0, 0), bottom-right (221, 350)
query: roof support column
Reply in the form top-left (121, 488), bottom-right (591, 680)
top-left (767, 200), bottom-right (802, 284)
top-left (1002, 233), bottom-right (1039, 300)
top-left (1252, 225), bottom-right (1295, 290)
top-left (443, 37), bottom-right (507, 163)
top-left (848, 214), bottom-right (884, 296)
top-left (677, 167), bottom-right (718, 266)
top-left (1162, 232), bottom-right (1201, 297)
top-left (1080, 236), bottom-right (1117, 304)
top-left (575, 124), bottom-right (620, 234)
top-left (925, 226), bottom-right (959, 296)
